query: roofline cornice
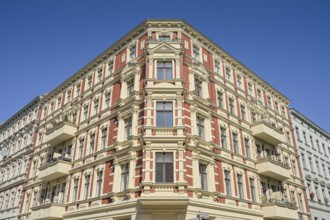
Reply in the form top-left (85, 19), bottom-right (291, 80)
top-left (40, 19), bottom-right (290, 105)
top-left (290, 108), bottom-right (330, 139)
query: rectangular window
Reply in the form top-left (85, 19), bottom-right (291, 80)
top-left (301, 153), bottom-right (306, 168)
top-left (240, 105), bottom-right (245, 120)
top-left (292, 160), bottom-right (297, 176)
top-left (156, 102), bottom-right (173, 128)
top-left (295, 127), bottom-right (300, 140)
top-left (237, 174), bottom-right (244, 199)
top-left (217, 91), bottom-right (223, 108)
top-left (156, 152), bottom-right (173, 183)
top-left (97, 69), bottom-right (102, 82)
top-left (104, 91), bottom-right (111, 109)
top-left (252, 112), bottom-right (257, 123)
top-left (267, 96), bottom-right (272, 108)
top-left (124, 117), bottom-right (132, 140)
top-left (310, 136), bottom-right (314, 148)
top-left (72, 179), bottom-right (79, 202)
top-left (96, 171), bottom-right (103, 196)
top-left (221, 127), bottom-right (227, 149)
top-left (233, 133), bottom-right (239, 153)
top-left (89, 133), bottom-right (95, 154)
top-left (250, 178), bottom-right (256, 202)
top-left (87, 76), bottom-right (92, 89)
top-left (93, 98), bottom-right (99, 115)
top-left (129, 45), bottom-right (136, 59)
top-left (84, 175), bottom-right (90, 200)
top-left (214, 60), bottom-right (220, 73)
top-left (108, 60), bottom-right (114, 75)
top-left (197, 116), bottom-right (205, 139)
top-left (229, 98), bottom-right (235, 114)
top-left (245, 138), bottom-right (250, 159)
top-left (237, 75), bottom-right (242, 88)
top-left (101, 128), bottom-right (107, 150)
top-left (83, 105), bottom-right (88, 121)
top-left (303, 131), bottom-right (307, 143)
top-left (159, 35), bottom-right (171, 42)
top-left (127, 80), bottom-right (134, 96)
top-left (78, 139), bottom-right (84, 159)
top-left (199, 163), bottom-right (208, 190)
top-left (195, 77), bottom-right (202, 96)
top-left (248, 83), bottom-right (253, 96)
top-left (193, 45), bottom-right (200, 60)
top-left (157, 61), bottom-right (172, 80)
top-left (224, 170), bottom-right (231, 196)
top-left (121, 163), bottom-right (129, 191)
top-left (225, 67), bottom-right (231, 80)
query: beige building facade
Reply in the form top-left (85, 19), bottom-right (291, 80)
top-left (17, 20), bottom-right (309, 220)
top-left (0, 96), bottom-right (42, 220)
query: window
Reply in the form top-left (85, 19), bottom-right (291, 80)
top-left (76, 84), bottom-right (80, 96)
top-left (104, 91), bottom-right (111, 109)
top-left (308, 157), bottom-right (313, 172)
top-left (274, 101), bottom-right (279, 113)
top-left (93, 98), bottom-right (99, 115)
top-left (157, 61), bottom-right (172, 80)
top-left (96, 171), bottom-right (103, 196)
top-left (214, 60), bottom-right (220, 73)
top-left (57, 96), bottom-right (62, 109)
top-left (193, 45), bottom-right (200, 60)
top-left (221, 127), bottom-right (227, 149)
top-left (129, 45), bottom-right (136, 59)
top-left (322, 164), bottom-right (326, 177)
top-left (257, 89), bottom-right (263, 104)
top-left (250, 178), bottom-right (256, 202)
top-left (72, 179), bottom-right (79, 202)
top-left (196, 116), bottom-right (205, 139)
top-left (121, 163), bottom-right (129, 191)
top-left (286, 131), bottom-right (291, 144)
top-left (87, 76), bottom-right (92, 89)
top-left (237, 75), bottom-right (242, 88)
top-left (225, 67), bottom-right (231, 80)
top-left (281, 106), bottom-right (286, 117)
top-left (301, 153), bottom-right (306, 168)
top-left (303, 131), bottom-right (307, 143)
top-left (310, 136), bottom-right (314, 148)
top-left (89, 133), bottom-right (95, 154)
top-left (237, 174), bottom-right (244, 199)
top-left (295, 127), bottom-right (300, 140)
top-left (199, 163), bottom-right (208, 190)
top-left (233, 133), bottom-right (239, 153)
top-left (159, 35), bottom-right (170, 42)
top-left (217, 91), bottom-right (223, 108)
top-left (229, 98), bottom-right (235, 114)
top-left (252, 112), bottom-right (257, 123)
top-left (108, 60), bottom-right (114, 75)
top-left (78, 139), bottom-right (84, 159)
top-left (194, 77), bottom-right (202, 96)
top-left (292, 160), bottom-right (297, 176)
top-left (224, 170), bottom-right (231, 196)
top-left (155, 152), bottom-right (173, 183)
top-left (316, 160), bottom-right (320, 173)
top-left (267, 96), bottom-right (272, 108)
top-left (124, 117), bottom-right (132, 140)
top-left (83, 105), bottom-right (88, 121)
top-left (84, 175), bottom-right (90, 200)
top-left (298, 193), bottom-right (304, 211)
top-left (97, 69), bottom-right (103, 82)
top-left (245, 138), bottom-right (250, 159)
top-left (248, 83), bottom-right (253, 95)
top-left (240, 105), bottom-right (245, 120)
top-left (127, 79), bottom-right (134, 96)
top-left (156, 102), bottom-right (173, 128)
top-left (316, 140), bottom-right (320, 151)
top-left (101, 128), bottom-right (107, 150)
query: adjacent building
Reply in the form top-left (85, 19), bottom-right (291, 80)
top-left (0, 96), bottom-right (42, 220)
top-left (13, 19), bottom-right (310, 220)
top-left (291, 109), bottom-right (330, 220)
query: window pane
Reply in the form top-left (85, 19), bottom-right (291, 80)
top-left (164, 102), bottom-right (172, 110)
top-left (165, 112), bottom-right (173, 127)
top-left (164, 152), bottom-right (173, 162)
top-left (156, 102), bottom-right (163, 110)
top-left (156, 153), bottom-right (163, 162)
top-left (156, 164), bottom-right (163, 182)
top-left (157, 71), bottom-right (164, 80)
top-left (165, 62), bottom-right (172, 68)
top-left (166, 69), bottom-right (172, 80)
top-left (156, 112), bottom-right (163, 127)
top-left (165, 163), bottom-right (173, 182)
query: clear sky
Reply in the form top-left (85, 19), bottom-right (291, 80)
top-left (0, 0), bottom-right (329, 132)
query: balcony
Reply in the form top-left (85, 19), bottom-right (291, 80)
top-left (31, 203), bottom-right (65, 220)
top-left (38, 159), bottom-right (71, 181)
top-left (44, 121), bottom-right (76, 146)
top-left (262, 199), bottom-right (298, 220)
top-left (256, 156), bottom-right (291, 180)
top-left (251, 120), bottom-right (285, 145)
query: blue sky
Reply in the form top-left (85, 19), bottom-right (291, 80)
top-left (0, 0), bottom-right (329, 132)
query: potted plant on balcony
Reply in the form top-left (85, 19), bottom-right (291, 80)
top-left (310, 192), bottom-right (315, 200)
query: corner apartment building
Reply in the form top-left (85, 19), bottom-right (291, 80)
top-left (0, 96), bottom-right (42, 220)
top-left (18, 19), bottom-right (309, 220)
top-left (291, 109), bottom-right (330, 220)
